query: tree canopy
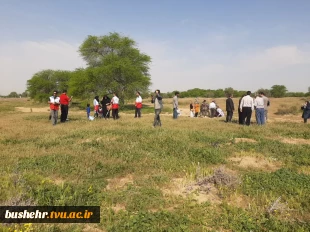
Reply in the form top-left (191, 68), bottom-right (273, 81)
top-left (70, 33), bottom-right (151, 102)
top-left (27, 70), bottom-right (71, 101)
top-left (270, 85), bottom-right (288, 98)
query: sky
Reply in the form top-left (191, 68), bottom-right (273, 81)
top-left (0, 0), bottom-right (310, 95)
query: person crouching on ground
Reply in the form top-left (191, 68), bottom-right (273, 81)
top-left (302, 100), bottom-right (310, 123)
top-left (111, 93), bottom-right (120, 120)
top-left (216, 106), bottom-right (225, 117)
top-left (48, 90), bottom-right (60, 126)
top-left (151, 89), bottom-right (163, 127)
top-left (135, 91), bottom-right (143, 118)
top-left (254, 93), bottom-right (265, 125)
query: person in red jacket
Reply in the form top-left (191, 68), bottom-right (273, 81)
top-left (59, 90), bottom-right (72, 123)
top-left (134, 91), bottom-right (143, 118)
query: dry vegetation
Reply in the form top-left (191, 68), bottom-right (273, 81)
top-left (0, 97), bottom-right (310, 231)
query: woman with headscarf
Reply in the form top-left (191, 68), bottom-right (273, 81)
top-left (189, 101), bottom-right (194, 117)
top-left (111, 92), bottom-right (120, 120)
top-left (93, 96), bottom-right (100, 118)
top-left (302, 100), bottom-right (310, 123)
top-left (194, 99), bottom-right (200, 117)
top-left (200, 100), bottom-right (209, 117)
top-left (101, 95), bottom-right (111, 119)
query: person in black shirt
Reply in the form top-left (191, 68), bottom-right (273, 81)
top-left (101, 95), bottom-right (111, 119)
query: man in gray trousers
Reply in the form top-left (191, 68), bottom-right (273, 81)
top-left (172, 91), bottom-right (179, 119)
top-left (151, 89), bottom-right (163, 127)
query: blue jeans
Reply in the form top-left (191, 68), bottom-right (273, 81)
top-left (256, 108), bottom-right (265, 125)
top-left (173, 108), bottom-right (178, 119)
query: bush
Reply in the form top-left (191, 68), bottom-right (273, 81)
top-left (275, 105), bottom-right (299, 115)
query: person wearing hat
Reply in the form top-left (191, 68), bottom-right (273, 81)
top-left (48, 90), bottom-right (61, 125)
top-left (209, 100), bottom-right (217, 118)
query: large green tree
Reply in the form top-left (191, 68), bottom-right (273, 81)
top-left (27, 70), bottom-right (71, 102)
top-left (270, 85), bottom-right (287, 98)
top-left (70, 32), bottom-right (151, 103)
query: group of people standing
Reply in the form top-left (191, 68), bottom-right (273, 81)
top-left (171, 91), bottom-right (270, 126)
top-left (89, 92), bottom-right (143, 120)
top-left (48, 90), bottom-right (72, 125)
top-left (237, 91), bottom-right (270, 126)
top-left (49, 89), bottom-right (309, 127)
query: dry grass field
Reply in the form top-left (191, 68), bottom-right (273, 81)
top-left (0, 97), bottom-right (310, 231)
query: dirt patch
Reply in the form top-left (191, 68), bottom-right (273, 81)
top-left (83, 225), bottom-right (106, 232)
top-left (229, 156), bottom-right (280, 171)
top-left (15, 107), bottom-right (49, 113)
top-left (53, 178), bottom-right (65, 186)
top-left (162, 178), bottom-right (222, 204)
top-left (106, 174), bottom-right (134, 190)
top-left (281, 138), bottom-right (310, 145)
top-left (234, 138), bottom-right (257, 143)
top-left (111, 204), bottom-right (126, 212)
top-left (80, 136), bottom-right (118, 144)
top-left (298, 166), bottom-right (310, 175)
top-left (163, 167), bottom-right (240, 204)
top-left (227, 194), bottom-right (253, 210)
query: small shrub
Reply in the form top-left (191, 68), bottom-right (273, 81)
top-left (275, 105), bottom-right (299, 115)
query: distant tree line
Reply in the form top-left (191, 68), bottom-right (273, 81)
top-left (160, 85), bottom-right (310, 98)
top-left (0, 91), bottom-right (28, 98)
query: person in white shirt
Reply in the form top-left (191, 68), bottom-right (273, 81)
top-left (240, 91), bottom-right (254, 126)
top-left (135, 91), bottom-right (143, 118)
top-left (261, 92), bottom-right (270, 122)
top-left (111, 93), bottom-right (120, 120)
top-left (254, 93), bottom-right (265, 125)
top-left (209, 100), bottom-right (217, 118)
top-left (216, 107), bottom-right (225, 117)
top-left (93, 96), bottom-right (100, 118)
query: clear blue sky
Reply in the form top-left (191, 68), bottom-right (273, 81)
top-left (0, 0), bottom-right (310, 94)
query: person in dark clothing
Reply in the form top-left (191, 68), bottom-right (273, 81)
top-left (226, 94), bottom-right (235, 122)
top-left (101, 95), bottom-right (111, 119)
top-left (302, 101), bottom-right (310, 123)
top-left (59, 90), bottom-right (72, 123)
top-left (238, 94), bottom-right (246, 124)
